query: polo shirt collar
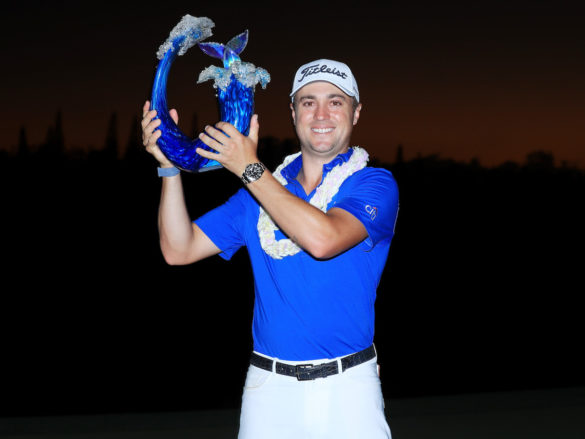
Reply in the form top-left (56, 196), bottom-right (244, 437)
top-left (280, 148), bottom-right (355, 184)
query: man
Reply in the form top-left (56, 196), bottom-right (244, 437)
top-left (142, 59), bottom-right (398, 438)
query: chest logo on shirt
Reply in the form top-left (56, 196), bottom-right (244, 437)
top-left (365, 205), bottom-right (378, 220)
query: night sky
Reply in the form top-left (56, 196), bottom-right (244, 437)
top-left (3, 1), bottom-right (584, 167)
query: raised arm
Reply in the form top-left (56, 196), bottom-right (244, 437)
top-left (196, 116), bottom-right (368, 259)
top-left (246, 171), bottom-right (368, 259)
top-left (141, 101), bottom-right (221, 265)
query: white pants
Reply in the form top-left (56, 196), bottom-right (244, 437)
top-left (238, 352), bottom-right (391, 439)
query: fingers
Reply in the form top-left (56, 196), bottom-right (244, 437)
top-left (142, 101), bottom-right (151, 117)
top-left (195, 146), bottom-right (216, 160)
top-left (141, 101), bottom-right (162, 148)
top-left (169, 108), bottom-right (179, 125)
top-left (142, 114), bottom-right (160, 132)
top-left (142, 116), bottom-right (162, 147)
top-left (202, 124), bottom-right (229, 141)
top-left (212, 118), bottom-right (259, 144)
top-left (140, 101), bottom-right (174, 167)
top-left (248, 114), bottom-right (259, 144)
top-left (198, 126), bottom-right (225, 152)
top-left (145, 127), bottom-right (161, 148)
top-left (199, 121), bottom-right (249, 146)
top-left (141, 105), bottom-right (157, 131)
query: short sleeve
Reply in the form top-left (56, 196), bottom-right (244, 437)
top-left (193, 188), bottom-right (249, 260)
top-left (331, 167), bottom-right (399, 249)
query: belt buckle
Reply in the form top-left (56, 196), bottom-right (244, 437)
top-left (295, 364), bottom-right (315, 381)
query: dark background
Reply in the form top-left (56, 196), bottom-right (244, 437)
top-left (1, 1), bottom-right (584, 417)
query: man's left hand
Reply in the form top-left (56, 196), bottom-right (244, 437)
top-left (196, 115), bottom-right (260, 177)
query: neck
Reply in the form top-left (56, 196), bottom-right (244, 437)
top-left (297, 162), bottom-right (323, 195)
top-left (296, 146), bottom-right (350, 194)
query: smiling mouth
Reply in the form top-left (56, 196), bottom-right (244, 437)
top-left (311, 127), bottom-right (334, 134)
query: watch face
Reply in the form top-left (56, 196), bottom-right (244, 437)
top-left (248, 163), bottom-right (263, 179)
top-left (244, 163), bottom-right (265, 183)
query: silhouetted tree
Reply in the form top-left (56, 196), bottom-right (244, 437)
top-left (17, 126), bottom-right (28, 158)
top-left (54, 110), bottom-right (64, 152)
top-left (255, 137), bottom-right (300, 171)
top-left (524, 150), bottom-right (555, 171)
top-left (395, 144), bottom-right (404, 164)
top-left (38, 110), bottom-right (65, 160)
top-left (124, 113), bottom-right (152, 172)
top-left (495, 160), bottom-right (520, 172)
top-left (125, 114), bottom-right (141, 156)
top-left (281, 138), bottom-right (299, 158)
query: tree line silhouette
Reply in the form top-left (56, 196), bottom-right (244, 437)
top-left (1, 111), bottom-right (583, 416)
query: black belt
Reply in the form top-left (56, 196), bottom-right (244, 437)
top-left (250, 345), bottom-right (376, 381)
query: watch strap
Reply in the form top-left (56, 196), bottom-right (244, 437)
top-left (158, 166), bottom-right (180, 177)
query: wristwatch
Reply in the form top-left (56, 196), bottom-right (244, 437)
top-left (241, 162), bottom-right (266, 184)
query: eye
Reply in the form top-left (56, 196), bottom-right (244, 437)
top-left (302, 100), bottom-right (314, 107)
top-left (331, 100), bottom-right (343, 106)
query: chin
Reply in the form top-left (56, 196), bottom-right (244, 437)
top-left (306, 144), bottom-right (342, 157)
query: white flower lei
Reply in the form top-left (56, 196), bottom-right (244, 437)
top-left (257, 146), bottom-right (369, 259)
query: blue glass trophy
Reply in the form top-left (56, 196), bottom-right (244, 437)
top-left (150, 15), bottom-right (270, 172)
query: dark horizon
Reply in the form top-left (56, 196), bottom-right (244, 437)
top-left (6, 107), bottom-right (582, 172)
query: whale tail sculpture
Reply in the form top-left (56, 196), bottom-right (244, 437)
top-left (150, 16), bottom-right (270, 173)
top-left (198, 30), bottom-right (248, 67)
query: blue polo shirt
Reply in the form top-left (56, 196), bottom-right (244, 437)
top-left (194, 149), bottom-right (399, 361)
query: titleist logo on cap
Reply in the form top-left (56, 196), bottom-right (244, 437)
top-left (290, 59), bottom-right (359, 102)
top-left (298, 63), bottom-right (348, 82)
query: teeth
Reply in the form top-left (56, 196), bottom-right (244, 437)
top-left (312, 128), bottom-right (333, 133)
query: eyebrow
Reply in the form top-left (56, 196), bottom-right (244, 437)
top-left (299, 93), bottom-right (348, 102)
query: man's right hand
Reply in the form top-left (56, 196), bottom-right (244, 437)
top-left (141, 100), bottom-right (179, 168)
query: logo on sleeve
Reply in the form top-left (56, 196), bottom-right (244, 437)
top-left (365, 205), bottom-right (378, 220)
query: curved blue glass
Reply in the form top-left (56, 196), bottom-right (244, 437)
top-left (218, 75), bottom-right (254, 135)
top-left (150, 17), bottom-right (269, 173)
top-left (151, 36), bottom-right (221, 172)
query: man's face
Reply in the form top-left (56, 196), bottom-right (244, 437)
top-left (291, 81), bottom-right (361, 160)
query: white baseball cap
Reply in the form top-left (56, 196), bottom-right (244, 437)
top-left (290, 59), bottom-right (359, 103)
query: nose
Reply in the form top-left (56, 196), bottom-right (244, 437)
top-left (314, 102), bottom-right (329, 120)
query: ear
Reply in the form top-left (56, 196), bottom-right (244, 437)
top-left (352, 103), bottom-right (362, 126)
top-left (290, 101), bottom-right (296, 126)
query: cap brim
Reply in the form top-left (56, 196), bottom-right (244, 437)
top-left (290, 79), bottom-right (357, 101)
